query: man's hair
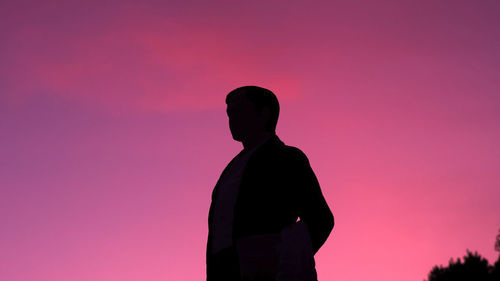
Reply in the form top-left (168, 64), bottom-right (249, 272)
top-left (226, 85), bottom-right (280, 132)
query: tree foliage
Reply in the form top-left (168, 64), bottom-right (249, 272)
top-left (495, 229), bottom-right (500, 253)
top-left (426, 250), bottom-right (500, 281)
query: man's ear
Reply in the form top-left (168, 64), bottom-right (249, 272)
top-left (259, 107), bottom-right (272, 130)
top-left (261, 107), bottom-right (271, 121)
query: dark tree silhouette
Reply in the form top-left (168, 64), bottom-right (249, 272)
top-left (493, 257), bottom-right (500, 281)
top-left (495, 229), bottom-right (500, 253)
top-left (426, 250), bottom-right (495, 281)
top-left (425, 230), bottom-right (500, 281)
top-left (494, 229), bottom-right (500, 280)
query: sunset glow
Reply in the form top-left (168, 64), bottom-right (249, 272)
top-left (1, 1), bottom-right (499, 281)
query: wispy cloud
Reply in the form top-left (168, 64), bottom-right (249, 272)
top-left (0, 2), bottom-right (302, 112)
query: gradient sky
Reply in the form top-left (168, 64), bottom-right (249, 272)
top-left (1, 1), bottom-right (499, 281)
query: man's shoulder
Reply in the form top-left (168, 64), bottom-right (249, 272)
top-left (282, 141), bottom-right (306, 157)
top-left (256, 136), bottom-right (310, 164)
top-left (282, 144), bottom-right (306, 156)
top-left (279, 144), bottom-right (309, 164)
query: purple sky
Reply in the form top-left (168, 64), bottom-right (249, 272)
top-left (1, 1), bottom-right (500, 280)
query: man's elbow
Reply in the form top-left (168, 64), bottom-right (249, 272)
top-left (325, 209), bottom-right (334, 235)
top-left (310, 211), bottom-right (334, 255)
top-left (317, 208), bottom-right (334, 242)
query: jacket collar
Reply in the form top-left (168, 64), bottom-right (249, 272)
top-left (241, 133), bottom-right (275, 153)
top-left (245, 134), bottom-right (283, 156)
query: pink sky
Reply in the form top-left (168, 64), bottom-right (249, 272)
top-left (1, 1), bottom-right (499, 280)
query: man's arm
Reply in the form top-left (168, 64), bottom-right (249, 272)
top-left (290, 148), bottom-right (334, 255)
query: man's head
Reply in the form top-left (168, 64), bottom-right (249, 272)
top-left (225, 86), bottom-right (280, 142)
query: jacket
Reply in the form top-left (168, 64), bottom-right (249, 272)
top-left (207, 134), bottom-right (334, 280)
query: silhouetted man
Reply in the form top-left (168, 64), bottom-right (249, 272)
top-left (207, 86), bottom-right (334, 281)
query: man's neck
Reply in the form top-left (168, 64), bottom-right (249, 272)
top-left (242, 131), bottom-right (275, 151)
